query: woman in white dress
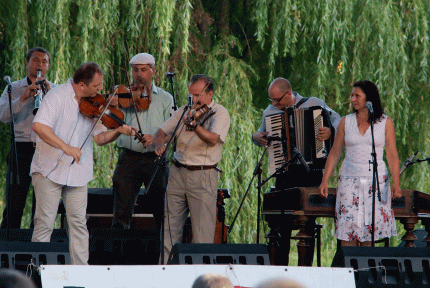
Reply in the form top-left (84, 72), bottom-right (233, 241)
top-left (318, 80), bottom-right (402, 247)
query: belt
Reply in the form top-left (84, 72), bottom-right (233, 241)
top-left (172, 159), bottom-right (218, 171)
top-left (123, 148), bottom-right (158, 158)
top-left (15, 142), bottom-right (36, 149)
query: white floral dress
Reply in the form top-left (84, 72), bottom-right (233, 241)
top-left (335, 114), bottom-right (397, 242)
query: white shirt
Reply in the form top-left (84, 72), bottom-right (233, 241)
top-left (30, 79), bottom-right (106, 186)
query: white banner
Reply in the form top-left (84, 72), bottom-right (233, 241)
top-left (39, 265), bottom-right (355, 288)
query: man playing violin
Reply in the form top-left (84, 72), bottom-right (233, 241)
top-left (30, 62), bottom-right (136, 265)
top-left (0, 47), bottom-right (55, 229)
top-left (155, 74), bottom-right (231, 264)
top-left (110, 53), bottom-right (174, 258)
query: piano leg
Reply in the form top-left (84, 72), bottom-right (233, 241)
top-left (293, 215), bottom-right (315, 266)
top-left (265, 215), bottom-right (293, 266)
top-left (421, 219), bottom-right (430, 248)
top-left (400, 217), bottom-right (418, 247)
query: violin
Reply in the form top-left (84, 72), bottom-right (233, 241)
top-left (78, 94), bottom-right (146, 143)
top-left (115, 83), bottom-right (152, 112)
top-left (185, 104), bottom-right (211, 130)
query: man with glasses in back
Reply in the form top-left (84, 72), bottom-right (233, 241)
top-left (252, 77), bottom-right (341, 189)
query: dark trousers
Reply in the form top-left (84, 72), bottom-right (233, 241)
top-left (1, 142), bottom-right (36, 229)
top-left (112, 149), bottom-right (169, 230)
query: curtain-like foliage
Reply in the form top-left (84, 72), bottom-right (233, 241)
top-left (0, 0), bottom-right (429, 266)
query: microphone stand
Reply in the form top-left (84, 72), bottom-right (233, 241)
top-left (145, 105), bottom-right (189, 264)
top-left (228, 142), bottom-right (270, 242)
top-left (229, 139), bottom-right (307, 239)
top-left (256, 145), bottom-right (308, 190)
top-left (165, 73), bottom-right (177, 111)
top-left (404, 154), bottom-right (430, 170)
top-left (368, 111), bottom-right (381, 247)
top-left (5, 82), bottom-right (19, 240)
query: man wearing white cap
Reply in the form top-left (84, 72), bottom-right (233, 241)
top-left (111, 53), bottom-right (173, 250)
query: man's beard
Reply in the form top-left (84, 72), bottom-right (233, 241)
top-left (135, 78), bottom-right (149, 87)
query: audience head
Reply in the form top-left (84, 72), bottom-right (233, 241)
top-left (254, 277), bottom-right (306, 288)
top-left (191, 273), bottom-right (233, 288)
top-left (0, 269), bottom-right (37, 288)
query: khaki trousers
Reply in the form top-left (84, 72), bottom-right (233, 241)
top-left (31, 173), bottom-right (89, 265)
top-left (163, 165), bottom-right (218, 264)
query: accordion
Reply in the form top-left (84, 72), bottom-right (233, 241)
top-left (265, 106), bottom-right (333, 175)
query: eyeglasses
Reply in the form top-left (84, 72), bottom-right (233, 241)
top-left (188, 82), bottom-right (210, 101)
top-left (268, 91), bottom-right (288, 104)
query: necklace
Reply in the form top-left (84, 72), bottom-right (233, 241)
top-left (356, 116), bottom-right (367, 127)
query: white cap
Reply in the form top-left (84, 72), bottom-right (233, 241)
top-left (129, 53), bottom-right (155, 66)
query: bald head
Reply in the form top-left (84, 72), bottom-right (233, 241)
top-left (269, 78), bottom-right (292, 94)
top-left (192, 273), bottom-right (233, 288)
top-left (268, 78), bottom-right (294, 109)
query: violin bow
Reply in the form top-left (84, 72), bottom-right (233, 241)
top-left (123, 61), bottom-right (147, 147)
top-left (71, 88), bottom-right (119, 165)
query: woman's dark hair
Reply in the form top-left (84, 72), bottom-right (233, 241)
top-left (353, 80), bottom-right (384, 122)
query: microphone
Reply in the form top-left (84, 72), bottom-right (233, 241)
top-left (4, 75), bottom-right (12, 85)
top-left (366, 101), bottom-right (374, 114)
top-left (165, 72), bottom-right (176, 78)
top-left (187, 93), bottom-right (193, 108)
top-left (399, 152), bottom-right (418, 176)
top-left (292, 147), bottom-right (311, 172)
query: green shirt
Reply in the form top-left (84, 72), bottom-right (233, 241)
top-left (117, 83), bottom-right (173, 152)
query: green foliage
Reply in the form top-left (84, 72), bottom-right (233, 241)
top-left (0, 0), bottom-right (429, 266)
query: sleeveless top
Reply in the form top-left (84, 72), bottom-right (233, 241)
top-left (339, 113), bottom-right (388, 177)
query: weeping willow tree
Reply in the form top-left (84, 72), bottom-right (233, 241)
top-left (0, 0), bottom-right (429, 267)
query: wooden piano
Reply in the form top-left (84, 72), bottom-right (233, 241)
top-left (262, 187), bottom-right (430, 266)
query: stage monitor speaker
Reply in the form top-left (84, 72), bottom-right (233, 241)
top-left (167, 244), bottom-right (270, 265)
top-left (0, 241), bottom-right (70, 269)
top-left (89, 228), bottom-right (159, 265)
top-left (332, 247), bottom-right (430, 287)
top-left (87, 188), bottom-right (150, 214)
top-left (0, 229), bottom-right (68, 244)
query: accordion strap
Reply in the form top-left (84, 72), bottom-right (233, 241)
top-left (294, 97), bottom-right (309, 108)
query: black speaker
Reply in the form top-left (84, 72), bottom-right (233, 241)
top-left (167, 244), bottom-right (270, 265)
top-left (0, 241), bottom-right (71, 269)
top-left (87, 188), bottom-right (150, 214)
top-left (333, 247), bottom-right (430, 287)
top-left (89, 228), bottom-right (159, 265)
top-left (0, 229), bottom-right (68, 244)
